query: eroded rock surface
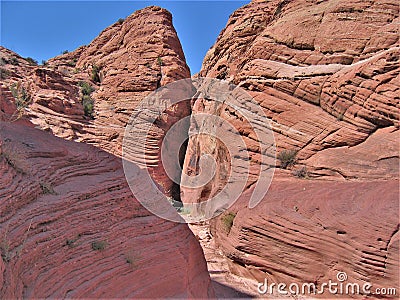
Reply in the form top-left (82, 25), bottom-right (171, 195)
top-left (0, 6), bottom-right (192, 197)
top-left (181, 0), bottom-right (399, 296)
top-left (212, 179), bottom-right (399, 297)
top-left (183, 0), bottom-right (399, 192)
top-left (0, 118), bottom-right (213, 298)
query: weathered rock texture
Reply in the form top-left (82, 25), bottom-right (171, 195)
top-left (181, 0), bottom-right (399, 296)
top-left (0, 6), bottom-right (192, 197)
top-left (212, 179), bottom-right (399, 297)
top-left (184, 0), bottom-right (399, 185)
top-left (0, 116), bottom-right (213, 298)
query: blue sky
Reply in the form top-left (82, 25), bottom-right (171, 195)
top-left (0, 1), bottom-right (248, 74)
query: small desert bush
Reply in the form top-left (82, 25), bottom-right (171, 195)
top-left (40, 182), bottom-right (57, 195)
top-left (0, 57), bottom-right (7, 65)
top-left (9, 83), bottom-right (31, 110)
top-left (79, 82), bottom-right (95, 117)
top-left (25, 57), bottom-right (38, 65)
top-left (117, 18), bottom-right (125, 24)
top-left (0, 68), bottom-right (10, 79)
top-left (222, 212), bottom-right (236, 233)
top-left (79, 81), bottom-right (94, 96)
top-left (292, 166), bottom-right (308, 178)
top-left (0, 237), bottom-right (11, 263)
top-left (157, 56), bottom-right (163, 66)
top-left (82, 95), bottom-right (94, 117)
top-left (277, 149), bottom-right (297, 169)
top-left (1, 146), bottom-right (26, 174)
top-left (10, 57), bottom-right (19, 65)
top-left (91, 240), bottom-right (107, 251)
top-left (67, 60), bottom-right (76, 67)
top-left (91, 64), bottom-right (100, 83)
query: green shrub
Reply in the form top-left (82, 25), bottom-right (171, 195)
top-left (65, 234), bottom-right (81, 248)
top-left (79, 81), bottom-right (94, 95)
top-left (67, 60), bottom-right (76, 67)
top-left (10, 57), bottom-right (19, 65)
top-left (25, 57), bottom-right (38, 65)
top-left (41, 60), bottom-right (48, 66)
top-left (62, 50), bottom-right (69, 54)
top-left (0, 57), bottom-right (7, 65)
top-left (0, 68), bottom-right (10, 79)
top-left (157, 56), bottom-right (163, 66)
top-left (292, 166), bottom-right (308, 178)
top-left (15, 87), bottom-right (31, 110)
top-left (222, 212), bottom-right (236, 233)
top-left (277, 149), bottom-right (297, 169)
top-left (82, 95), bottom-right (94, 117)
top-left (91, 240), bottom-right (107, 251)
top-left (91, 64), bottom-right (100, 83)
top-left (117, 18), bottom-right (125, 24)
top-left (9, 84), bottom-right (31, 110)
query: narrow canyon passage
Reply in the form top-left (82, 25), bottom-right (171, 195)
top-left (189, 223), bottom-right (259, 299)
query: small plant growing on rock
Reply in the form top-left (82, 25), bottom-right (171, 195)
top-left (10, 57), bottom-right (19, 65)
top-left (40, 182), bottom-right (57, 195)
top-left (277, 149), bottom-right (297, 169)
top-left (65, 234), bottom-right (82, 248)
top-left (0, 57), bottom-right (7, 65)
top-left (222, 212), bottom-right (236, 233)
top-left (0, 68), bottom-right (10, 79)
top-left (79, 81), bottom-right (95, 118)
top-left (91, 64), bottom-right (101, 83)
top-left (157, 56), bottom-right (163, 66)
top-left (25, 57), bottom-right (38, 65)
top-left (0, 237), bottom-right (11, 263)
top-left (62, 50), bottom-right (69, 54)
top-left (10, 83), bottom-right (31, 111)
top-left (117, 18), bottom-right (125, 24)
top-left (79, 81), bottom-right (94, 96)
top-left (67, 59), bottom-right (77, 67)
top-left (82, 95), bottom-right (94, 117)
top-left (1, 148), bottom-right (26, 174)
top-left (91, 240), bottom-right (107, 251)
top-left (292, 166), bottom-right (308, 179)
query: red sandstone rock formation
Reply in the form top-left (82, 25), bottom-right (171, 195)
top-left (0, 6), bottom-right (215, 298)
top-left (181, 0), bottom-right (399, 296)
top-left (212, 179), bottom-right (399, 297)
top-left (0, 6), bottom-right (192, 197)
top-left (0, 117), bottom-right (213, 298)
top-left (186, 0), bottom-right (399, 183)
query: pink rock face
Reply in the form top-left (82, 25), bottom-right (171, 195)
top-left (0, 6), bottom-right (192, 197)
top-left (211, 179), bottom-right (399, 297)
top-left (0, 121), bottom-right (213, 298)
top-left (182, 0), bottom-right (399, 204)
top-left (180, 0), bottom-right (399, 295)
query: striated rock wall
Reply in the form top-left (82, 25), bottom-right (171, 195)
top-left (0, 6), bottom-right (193, 197)
top-left (184, 0), bottom-right (399, 187)
top-left (181, 0), bottom-right (399, 295)
top-left (0, 118), bottom-right (213, 298)
top-left (211, 179), bottom-right (399, 296)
